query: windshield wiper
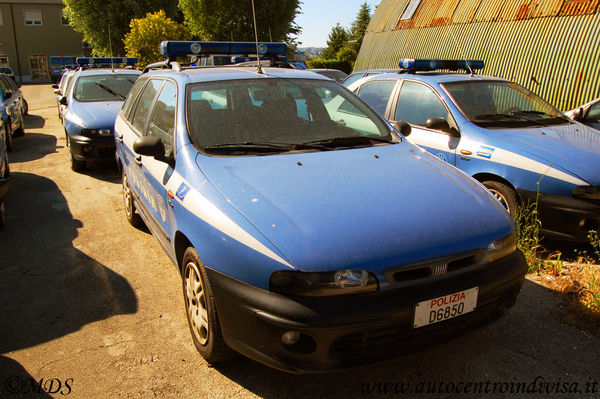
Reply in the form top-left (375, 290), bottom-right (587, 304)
top-left (93, 82), bottom-right (126, 100)
top-left (202, 142), bottom-right (296, 154)
top-left (302, 135), bottom-right (393, 149)
top-left (514, 110), bottom-right (571, 122)
top-left (474, 113), bottom-right (518, 120)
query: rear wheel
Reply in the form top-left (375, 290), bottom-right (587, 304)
top-left (482, 180), bottom-right (518, 218)
top-left (14, 116), bottom-right (25, 137)
top-left (182, 247), bottom-right (233, 364)
top-left (122, 169), bottom-right (143, 227)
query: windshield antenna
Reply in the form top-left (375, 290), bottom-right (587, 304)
top-left (251, 0), bottom-right (263, 74)
top-left (108, 24), bottom-right (114, 73)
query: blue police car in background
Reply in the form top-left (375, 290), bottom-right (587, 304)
top-left (349, 59), bottom-right (600, 242)
top-left (114, 42), bottom-right (527, 373)
top-left (60, 57), bottom-right (140, 171)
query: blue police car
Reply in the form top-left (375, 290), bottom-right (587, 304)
top-left (114, 42), bottom-right (527, 373)
top-left (349, 59), bottom-right (600, 242)
top-left (60, 57), bottom-right (140, 171)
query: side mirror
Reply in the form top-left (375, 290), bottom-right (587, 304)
top-left (426, 117), bottom-right (460, 137)
top-left (58, 96), bottom-right (67, 105)
top-left (571, 107), bottom-right (584, 121)
top-left (53, 89), bottom-right (61, 95)
top-left (51, 84), bottom-right (59, 89)
top-left (133, 136), bottom-right (169, 163)
top-left (392, 120), bottom-right (411, 137)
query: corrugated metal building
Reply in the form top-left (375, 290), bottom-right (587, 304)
top-left (356, 0), bottom-right (600, 111)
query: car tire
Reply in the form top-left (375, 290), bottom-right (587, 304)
top-left (122, 169), bottom-right (143, 227)
top-left (182, 247), bottom-right (233, 364)
top-left (4, 124), bottom-right (12, 153)
top-left (22, 99), bottom-right (28, 116)
top-left (482, 180), bottom-right (518, 218)
top-left (70, 151), bottom-right (85, 172)
top-left (14, 116), bottom-right (25, 137)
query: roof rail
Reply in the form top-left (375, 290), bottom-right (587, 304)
top-left (143, 60), bottom-right (181, 73)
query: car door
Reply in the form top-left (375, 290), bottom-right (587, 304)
top-left (137, 80), bottom-right (177, 250)
top-left (390, 80), bottom-right (458, 165)
top-left (0, 76), bottom-right (20, 130)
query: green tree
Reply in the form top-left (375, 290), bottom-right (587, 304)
top-left (349, 2), bottom-right (371, 52)
top-left (63, 0), bottom-right (181, 56)
top-left (179, 0), bottom-right (300, 42)
top-left (321, 23), bottom-right (348, 60)
top-left (124, 10), bottom-right (190, 69)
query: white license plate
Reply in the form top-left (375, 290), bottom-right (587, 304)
top-left (413, 287), bottom-right (479, 328)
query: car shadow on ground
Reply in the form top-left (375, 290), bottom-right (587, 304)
top-left (212, 279), bottom-right (600, 399)
top-left (0, 172), bottom-right (137, 354)
top-left (0, 356), bottom-right (54, 398)
top-left (24, 113), bottom-right (45, 129)
top-left (8, 132), bottom-right (57, 163)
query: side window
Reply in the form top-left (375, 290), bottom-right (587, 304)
top-left (356, 80), bottom-right (396, 116)
top-left (130, 80), bottom-right (163, 133)
top-left (394, 81), bottom-right (449, 127)
top-left (147, 81), bottom-right (176, 156)
top-left (585, 102), bottom-right (600, 122)
top-left (122, 79), bottom-right (147, 121)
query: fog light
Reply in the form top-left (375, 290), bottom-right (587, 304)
top-left (83, 145), bottom-right (93, 152)
top-left (281, 331), bottom-right (300, 345)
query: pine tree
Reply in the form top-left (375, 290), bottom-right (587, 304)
top-left (322, 23), bottom-right (349, 60)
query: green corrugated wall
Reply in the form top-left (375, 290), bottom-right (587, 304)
top-left (356, 0), bottom-right (600, 111)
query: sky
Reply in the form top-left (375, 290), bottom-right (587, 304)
top-left (295, 0), bottom-right (382, 48)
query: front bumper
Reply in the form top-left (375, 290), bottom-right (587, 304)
top-left (69, 134), bottom-right (116, 161)
top-left (519, 190), bottom-right (600, 242)
top-left (205, 250), bottom-right (527, 373)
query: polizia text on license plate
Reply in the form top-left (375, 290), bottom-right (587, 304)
top-left (413, 287), bottom-right (479, 328)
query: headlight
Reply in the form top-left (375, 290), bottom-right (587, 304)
top-left (485, 233), bottom-right (517, 264)
top-left (573, 186), bottom-right (600, 200)
top-left (270, 270), bottom-right (378, 296)
top-left (81, 128), bottom-right (112, 137)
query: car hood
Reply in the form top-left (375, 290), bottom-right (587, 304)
top-left (69, 100), bottom-right (123, 128)
top-left (480, 122), bottom-right (600, 185)
top-left (196, 144), bottom-right (513, 271)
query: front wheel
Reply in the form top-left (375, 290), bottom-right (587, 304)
top-left (482, 180), bottom-right (518, 218)
top-left (182, 247), bottom-right (233, 364)
top-left (4, 124), bottom-right (12, 152)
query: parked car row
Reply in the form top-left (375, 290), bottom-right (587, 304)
top-left (41, 47), bottom-right (596, 373)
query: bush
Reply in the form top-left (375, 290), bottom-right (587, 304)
top-left (306, 58), bottom-right (352, 74)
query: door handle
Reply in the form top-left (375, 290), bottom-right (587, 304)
top-left (134, 155), bottom-right (142, 165)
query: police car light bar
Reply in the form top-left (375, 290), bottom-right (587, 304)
top-left (399, 59), bottom-right (484, 72)
top-left (76, 57), bottom-right (138, 66)
top-left (160, 41), bottom-right (287, 58)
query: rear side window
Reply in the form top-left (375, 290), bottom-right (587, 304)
top-left (130, 80), bottom-right (163, 133)
top-left (122, 79), bottom-right (147, 121)
top-left (146, 81), bottom-right (176, 156)
top-left (356, 80), bottom-right (396, 115)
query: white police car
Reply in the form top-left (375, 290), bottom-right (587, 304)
top-left (114, 42), bottom-right (527, 373)
top-left (60, 57), bottom-right (140, 171)
top-left (349, 59), bottom-right (600, 242)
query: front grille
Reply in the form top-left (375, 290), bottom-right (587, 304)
top-left (329, 288), bottom-right (519, 365)
top-left (384, 251), bottom-right (483, 285)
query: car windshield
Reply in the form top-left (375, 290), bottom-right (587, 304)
top-left (443, 80), bottom-right (570, 128)
top-left (73, 74), bottom-right (139, 102)
top-left (186, 78), bottom-right (393, 155)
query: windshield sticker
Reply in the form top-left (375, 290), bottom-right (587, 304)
top-left (176, 183), bottom-right (190, 201)
top-left (436, 153), bottom-right (448, 162)
top-left (476, 146), bottom-right (495, 159)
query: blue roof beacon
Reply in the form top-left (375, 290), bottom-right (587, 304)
top-left (113, 43), bottom-right (527, 373)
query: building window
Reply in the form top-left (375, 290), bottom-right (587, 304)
top-left (61, 9), bottom-right (69, 25)
top-left (24, 9), bottom-right (42, 26)
top-left (400, 0), bottom-right (423, 20)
